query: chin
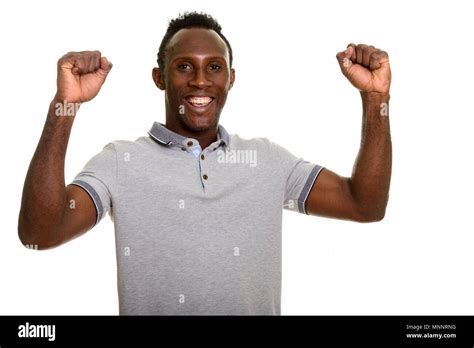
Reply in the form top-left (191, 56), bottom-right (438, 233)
top-left (181, 113), bottom-right (219, 132)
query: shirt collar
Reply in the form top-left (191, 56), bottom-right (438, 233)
top-left (148, 122), bottom-right (230, 148)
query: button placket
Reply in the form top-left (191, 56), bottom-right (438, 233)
top-left (199, 148), bottom-right (211, 186)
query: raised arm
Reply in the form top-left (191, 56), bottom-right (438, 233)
top-left (18, 51), bottom-right (113, 249)
top-left (306, 44), bottom-right (392, 223)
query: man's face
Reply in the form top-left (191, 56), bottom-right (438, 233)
top-left (153, 28), bottom-right (235, 132)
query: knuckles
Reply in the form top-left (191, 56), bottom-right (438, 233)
top-left (57, 50), bottom-right (102, 71)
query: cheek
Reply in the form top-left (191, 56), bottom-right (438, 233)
top-left (166, 74), bottom-right (187, 95)
top-left (215, 76), bottom-right (231, 93)
top-left (165, 83), bottom-right (183, 102)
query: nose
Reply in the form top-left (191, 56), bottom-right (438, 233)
top-left (189, 68), bottom-right (212, 88)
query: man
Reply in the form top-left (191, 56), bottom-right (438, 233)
top-left (18, 12), bottom-right (391, 315)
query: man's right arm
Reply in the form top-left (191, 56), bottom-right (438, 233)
top-left (18, 51), bottom-right (113, 250)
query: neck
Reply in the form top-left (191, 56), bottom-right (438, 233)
top-left (165, 116), bottom-right (218, 150)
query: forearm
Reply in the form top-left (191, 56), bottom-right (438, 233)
top-left (18, 99), bottom-right (78, 244)
top-left (349, 92), bottom-right (392, 220)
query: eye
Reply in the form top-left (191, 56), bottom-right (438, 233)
top-left (209, 64), bottom-right (222, 72)
top-left (177, 63), bottom-right (192, 71)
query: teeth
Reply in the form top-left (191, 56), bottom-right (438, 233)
top-left (187, 96), bottom-right (212, 106)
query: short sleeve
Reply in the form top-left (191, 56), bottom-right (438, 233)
top-left (70, 143), bottom-right (117, 225)
top-left (271, 142), bottom-right (324, 215)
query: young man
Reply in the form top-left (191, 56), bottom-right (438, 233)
top-left (18, 12), bottom-right (391, 315)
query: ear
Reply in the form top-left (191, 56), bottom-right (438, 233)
top-left (152, 67), bottom-right (166, 90)
top-left (229, 68), bottom-right (236, 90)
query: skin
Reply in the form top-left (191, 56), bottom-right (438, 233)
top-left (18, 51), bottom-right (112, 249)
top-left (306, 44), bottom-right (391, 222)
top-left (152, 28), bottom-right (235, 149)
top-left (18, 30), bottom-right (391, 250)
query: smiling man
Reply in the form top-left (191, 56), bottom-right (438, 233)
top-left (154, 23), bottom-right (235, 142)
top-left (18, 12), bottom-right (392, 315)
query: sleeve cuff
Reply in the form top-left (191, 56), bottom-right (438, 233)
top-left (297, 165), bottom-right (325, 215)
top-left (71, 179), bottom-right (104, 225)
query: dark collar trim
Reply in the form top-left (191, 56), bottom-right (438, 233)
top-left (148, 122), bottom-right (230, 147)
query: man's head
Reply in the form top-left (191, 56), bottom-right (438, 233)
top-left (153, 12), bottom-right (235, 133)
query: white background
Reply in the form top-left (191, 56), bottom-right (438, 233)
top-left (1, 0), bottom-right (473, 315)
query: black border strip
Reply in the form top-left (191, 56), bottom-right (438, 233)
top-left (1, 315), bottom-right (473, 346)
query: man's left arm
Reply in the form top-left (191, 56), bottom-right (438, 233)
top-left (306, 43), bottom-right (392, 222)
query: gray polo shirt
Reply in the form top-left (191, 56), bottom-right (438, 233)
top-left (71, 122), bottom-right (324, 315)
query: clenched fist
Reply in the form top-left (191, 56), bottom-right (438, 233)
top-left (55, 50), bottom-right (113, 104)
top-left (336, 44), bottom-right (391, 95)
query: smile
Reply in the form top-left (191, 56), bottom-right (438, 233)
top-left (185, 96), bottom-right (214, 107)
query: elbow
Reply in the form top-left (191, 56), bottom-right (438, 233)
top-left (363, 210), bottom-right (386, 223)
top-left (353, 205), bottom-right (387, 223)
top-left (18, 213), bottom-right (60, 250)
top-left (18, 228), bottom-right (59, 250)
top-left (18, 221), bottom-right (43, 250)
top-left (18, 227), bottom-right (40, 250)
top-left (18, 213), bottom-right (35, 248)
top-left (346, 180), bottom-right (389, 224)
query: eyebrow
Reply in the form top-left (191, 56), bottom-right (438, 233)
top-left (171, 55), bottom-right (227, 63)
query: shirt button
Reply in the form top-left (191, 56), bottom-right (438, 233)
top-left (187, 141), bottom-right (193, 147)
top-left (201, 154), bottom-right (205, 160)
top-left (203, 174), bottom-right (208, 180)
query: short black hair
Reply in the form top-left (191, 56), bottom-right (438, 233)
top-left (157, 12), bottom-right (233, 70)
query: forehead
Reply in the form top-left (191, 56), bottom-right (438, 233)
top-left (166, 28), bottom-right (229, 62)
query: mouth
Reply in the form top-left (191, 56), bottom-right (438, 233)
top-left (184, 96), bottom-right (215, 108)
